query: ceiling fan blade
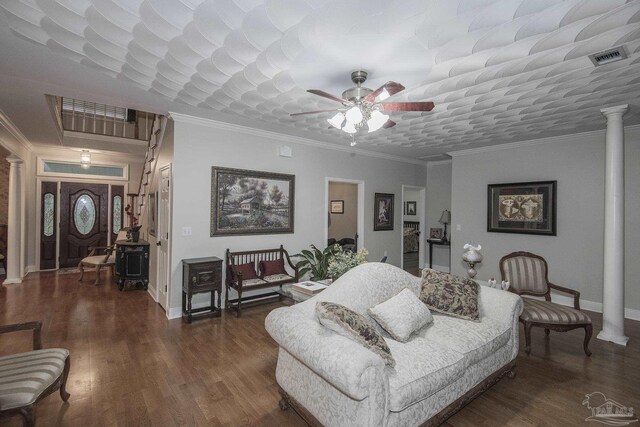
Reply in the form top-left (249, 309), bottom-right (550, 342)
top-left (383, 119), bottom-right (396, 129)
top-left (307, 89), bottom-right (349, 104)
top-left (364, 81), bottom-right (405, 103)
top-left (378, 102), bottom-right (435, 112)
top-left (290, 109), bottom-right (340, 117)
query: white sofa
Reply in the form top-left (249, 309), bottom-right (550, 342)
top-left (265, 263), bottom-right (523, 426)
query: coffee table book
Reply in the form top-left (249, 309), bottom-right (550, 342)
top-left (292, 281), bottom-right (328, 296)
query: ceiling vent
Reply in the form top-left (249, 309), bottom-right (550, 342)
top-left (589, 46), bottom-right (628, 66)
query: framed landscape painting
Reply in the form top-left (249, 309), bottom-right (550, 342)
top-left (211, 167), bottom-right (295, 236)
top-left (487, 181), bottom-right (556, 236)
top-left (374, 193), bottom-right (394, 231)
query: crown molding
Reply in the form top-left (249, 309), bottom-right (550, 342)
top-left (447, 124), bottom-right (640, 158)
top-left (169, 112), bottom-right (429, 166)
top-left (0, 109), bottom-right (33, 156)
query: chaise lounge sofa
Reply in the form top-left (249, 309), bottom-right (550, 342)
top-left (265, 263), bottom-right (523, 426)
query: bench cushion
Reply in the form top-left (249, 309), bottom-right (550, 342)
top-left (0, 348), bottom-right (68, 410)
top-left (263, 273), bottom-right (294, 283)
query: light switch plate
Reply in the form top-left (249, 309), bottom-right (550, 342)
top-left (182, 227), bottom-right (192, 236)
top-left (456, 224), bottom-right (462, 231)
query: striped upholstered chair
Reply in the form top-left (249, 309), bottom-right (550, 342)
top-left (500, 252), bottom-right (592, 356)
top-left (0, 321), bottom-right (70, 426)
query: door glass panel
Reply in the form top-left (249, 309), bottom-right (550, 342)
top-left (44, 193), bottom-right (55, 237)
top-left (113, 195), bottom-right (122, 233)
top-left (74, 194), bottom-right (96, 235)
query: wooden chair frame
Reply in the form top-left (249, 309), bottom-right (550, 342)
top-left (0, 321), bottom-right (70, 427)
top-left (78, 244), bottom-right (116, 285)
top-left (500, 251), bottom-right (592, 356)
top-left (225, 245), bottom-right (299, 317)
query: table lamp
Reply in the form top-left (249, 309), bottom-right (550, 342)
top-left (439, 210), bottom-right (451, 243)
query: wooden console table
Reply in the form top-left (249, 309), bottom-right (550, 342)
top-left (427, 239), bottom-right (450, 269)
top-left (182, 257), bottom-right (222, 323)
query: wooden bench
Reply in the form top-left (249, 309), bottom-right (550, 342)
top-left (225, 245), bottom-right (299, 317)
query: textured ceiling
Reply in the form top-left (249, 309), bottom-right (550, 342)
top-left (1, 0), bottom-right (640, 157)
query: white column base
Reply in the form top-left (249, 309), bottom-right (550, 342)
top-left (2, 277), bottom-right (22, 285)
top-left (597, 330), bottom-right (629, 346)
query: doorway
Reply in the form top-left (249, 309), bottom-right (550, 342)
top-left (157, 164), bottom-right (172, 311)
top-left (39, 181), bottom-right (125, 270)
top-left (325, 178), bottom-right (364, 252)
top-left (401, 185), bottom-right (426, 274)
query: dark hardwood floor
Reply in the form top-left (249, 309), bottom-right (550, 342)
top-left (0, 270), bottom-right (638, 426)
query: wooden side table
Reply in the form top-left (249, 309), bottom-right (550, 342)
top-left (182, 257), bottom-right (222, 323)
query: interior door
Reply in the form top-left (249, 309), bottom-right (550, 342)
top-left (158, 165), bottom-right (171, 310)
top-left (59, 182), bottom-right (109, 268)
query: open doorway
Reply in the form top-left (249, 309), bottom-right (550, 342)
top-left (401, 185), bottom-right (426, 275)
top-left (325, 178), bottom-right (364, 252)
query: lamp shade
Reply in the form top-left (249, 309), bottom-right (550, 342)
top-left (345, 106), bottom-right (363, 125)
top-left (327, 112), bottom-right (345, 129)
top-left (439, 209), bottom-right (451, 224)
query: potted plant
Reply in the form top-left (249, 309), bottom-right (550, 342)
top-left (125, 204), bottom-right (142, 242)
top-left (294, 244), bottom-right (342, 281)
top-left (327, 248), bottom-right (368, 280)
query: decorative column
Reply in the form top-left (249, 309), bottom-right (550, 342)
top-left (3, 156), bottom-right (23, 285)
top-left (597, 104), bottom-right (629, 346)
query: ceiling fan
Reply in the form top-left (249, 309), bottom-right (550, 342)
top-left (291, 70), bottom-right (434, 135)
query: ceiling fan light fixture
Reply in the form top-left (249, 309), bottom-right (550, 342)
top-left (345, 106), bottom-right (363, 125)
top-left (342, 121), bottom-right (357, 134)
top-left (327, 112), bottom-right (345, 129)
top-left (367, 110), bottom-right (389, 132)
top-left (378, 88), bottom-right (390, 101)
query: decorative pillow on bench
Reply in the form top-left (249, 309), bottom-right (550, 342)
top-left (229, 262), bottom-right (258, 281)
top-left (316, 302), bottom-right (395, 367)
top-left (369, 288), bottom-right (433, 342)
top-left (420, 269), bottom-right (480, 321)
top-left (260, 259), bottom-right (286, 277)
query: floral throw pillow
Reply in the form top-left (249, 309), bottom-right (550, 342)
top-left (316, 302), bottom-right (395, 367)
top-left (420, 269), bottom-right (480, 321)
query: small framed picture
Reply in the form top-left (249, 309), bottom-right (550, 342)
top-left (405, 201), bottom-right (417, 216)
top-left (330, 200), bottom-right (344, 214)
top-left (429, 228), bottom-right (443, 240)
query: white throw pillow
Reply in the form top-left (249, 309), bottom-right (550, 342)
top-left (368, 288), bottom-right (433, 342)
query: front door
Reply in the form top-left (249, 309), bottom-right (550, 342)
top-left (59, 183), bottom-right (109, 268)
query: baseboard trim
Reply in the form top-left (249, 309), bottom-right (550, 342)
top-left (147, 286), bottom-right (158, 302)
top-left (3, 278), bottom-right (22, 285)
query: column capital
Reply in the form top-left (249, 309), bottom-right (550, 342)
top-left (601, 104), bottom-right (629, 118)
top-left (6, 155), bottom-right (24, 164)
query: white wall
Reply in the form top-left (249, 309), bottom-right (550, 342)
top-left (169, 115), bottom-right (427, 312)
top-left (426, 161), bottom-right (452, 270)
top-left (450, 126), bottom-right (640, 313)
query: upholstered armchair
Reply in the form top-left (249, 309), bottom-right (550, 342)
top-left (0, 321), bottom-right (70, 426)
top-left (78, 230), bottom-right (127, 285)
top-left (500, 251), bottom-right (592, 356)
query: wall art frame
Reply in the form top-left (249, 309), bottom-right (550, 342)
top-left (211, 166), bottom-right (295, 236)
top-left (487, 180), bottom-right (556, 236)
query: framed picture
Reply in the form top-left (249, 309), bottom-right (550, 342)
top-left (148, 192), bottom-right (157, 237)
top-left (374, 193), bottom-right (394, 231)
top-left (211, 167), bottom-right (295, 236)
top-left (487, 180), bottom-right (556, 236)
top-left (429, 228), bottom-right (443, 240)
top-left (405, 201), bottom-right (417, 216)
top-left (330, 200), bottom-right (344, 214)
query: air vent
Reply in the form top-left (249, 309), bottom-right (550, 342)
top-left (589, 46), bottom-right (628, 66)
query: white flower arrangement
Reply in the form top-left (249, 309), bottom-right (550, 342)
top-left (327, 247), bottom-right (369, 279)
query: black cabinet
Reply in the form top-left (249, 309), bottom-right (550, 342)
top-left (115, 240), bottom-right (150, 291)
top-left (182, 257), bottom-right (222, 323)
